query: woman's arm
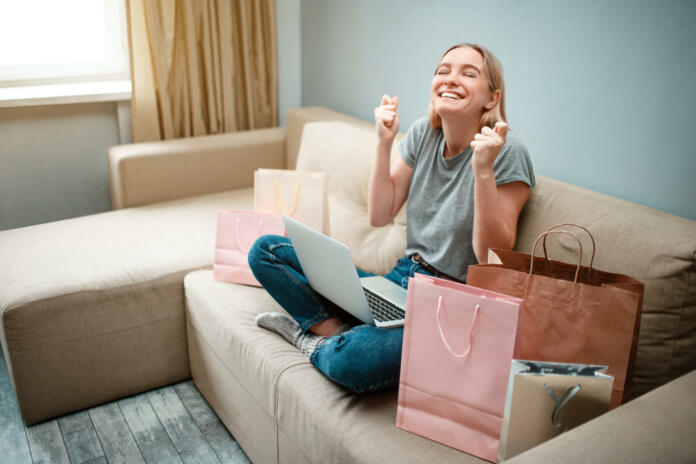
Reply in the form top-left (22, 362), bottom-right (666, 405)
top-left (470, 123), bottom-right (531, 263)
top-left (368, 95), bottom-right (413, 226)
top-left (472, 178), bottom-right (530, 263)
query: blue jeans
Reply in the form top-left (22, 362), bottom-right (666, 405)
top-left (247, 234), bottom-right (436, 393)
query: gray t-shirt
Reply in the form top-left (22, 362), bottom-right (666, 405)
top-left (399, 116), bottom-right (535, 281)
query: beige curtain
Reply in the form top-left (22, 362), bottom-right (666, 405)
top-left (126, 0), bottom-right (278, 142)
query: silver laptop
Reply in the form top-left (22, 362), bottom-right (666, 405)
top-left (282, 215), bottom-right (407, 328)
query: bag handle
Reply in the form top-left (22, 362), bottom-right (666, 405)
top-left (436, 296), bottom-right (480, 358)
top-left (235, 218), bottom-right (264, 253)
top-left (544, 383), bottom-right (581, 432)
top-left (274, 179), bottom-right (302, 216)
top-left (530, 231), bottom-right (583, 283)
top-left (543, 223), bottom-right (596, 274)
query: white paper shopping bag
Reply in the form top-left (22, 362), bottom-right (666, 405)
top-left (254, 169), bottom-right (328, 234)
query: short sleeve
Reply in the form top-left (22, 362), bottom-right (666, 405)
top-left (398, 117), bottom-right (430, 168)
top-left (493, 131), bottom-right (536, 188)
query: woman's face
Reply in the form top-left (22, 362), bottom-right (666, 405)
top-left (430, 46), bottom-right (498, 122)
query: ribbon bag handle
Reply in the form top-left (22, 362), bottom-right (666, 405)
top-left (530, 230), bottom-right (584, 283)
top-left (543, 223), bottom-right (596, 275)
top-left (235, 218), bottom-right (264, 253)
top-left (274, 179), bottom-right (302, 217)
top-left (544, 383), bottom-right (581, 431)
top-left (436, 296), bottom-right (480, 358)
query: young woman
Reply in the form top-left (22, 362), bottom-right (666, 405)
top-left (248, 43), bottom-right (535, 393)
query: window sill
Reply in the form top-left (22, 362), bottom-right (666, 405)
top-left (0, 80), bottom-right (132, 108)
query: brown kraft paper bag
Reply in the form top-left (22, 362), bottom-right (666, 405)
top-left (466, 225), bottom-right (643, 408)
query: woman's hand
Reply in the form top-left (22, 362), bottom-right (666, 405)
top-left (374, 94), bottom-right (399, 144)
top-left (369, 94), bottom-right (412, 227)
top-left (470, 122), bottom-right (508, 175)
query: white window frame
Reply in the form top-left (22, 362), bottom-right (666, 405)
top-left (0, 0), bottom-right (131, 108)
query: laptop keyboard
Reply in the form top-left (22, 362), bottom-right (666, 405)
top-left (363, 287), bottom-right (405, 322)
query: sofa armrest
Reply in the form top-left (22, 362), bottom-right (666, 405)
top-left (504, 369), bottom-right (696, 463)
top-left (108, 126), bottom-right (287, 209)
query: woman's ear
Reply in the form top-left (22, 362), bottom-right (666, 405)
top-left (484, 90), bottom-right (501, 110)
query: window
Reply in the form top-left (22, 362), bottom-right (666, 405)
top-left (0, 0), bottom-right (130, 106)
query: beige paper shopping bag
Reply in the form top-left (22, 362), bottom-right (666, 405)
top-left (254, 169), bottom-right (328, 234)
top-left (498, 360), bottom-right (613, 461)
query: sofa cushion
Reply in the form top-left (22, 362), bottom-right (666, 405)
top-left (295, 121), bottom-right (407, 275)
top-left (0, 189), bottom-right (253, 307)
top-left (184, 270), bottom-right (480, 464)
top-left (0, 188), bottom-right (253, 424)
top-left (275, 364), bottom-right (487, 464)
top-left (184, 269), bottom-right (310, 464)
top-left (184, 270), bottom-right (307, 420)
top-left (516, 175), bottom-right (696, 398)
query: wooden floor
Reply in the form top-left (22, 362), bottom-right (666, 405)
top-left (0, 350), bottom-right (251, 464)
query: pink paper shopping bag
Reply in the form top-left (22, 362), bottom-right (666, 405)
top-left (396, 274), bottom-right (523, 462)
top-left (213, 210), bottom-right (285, 286)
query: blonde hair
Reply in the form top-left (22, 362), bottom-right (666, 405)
top-left (428, 43), bottom-right (506, 130)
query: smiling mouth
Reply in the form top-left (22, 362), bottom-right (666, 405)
top-left (439, 92), bottom-right (462, 100)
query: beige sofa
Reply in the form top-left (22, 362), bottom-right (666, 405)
top-left (1, 107), bottom-right (694, 463)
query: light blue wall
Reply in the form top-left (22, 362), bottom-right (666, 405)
top-left (301, 0), bottom-right (696, 220)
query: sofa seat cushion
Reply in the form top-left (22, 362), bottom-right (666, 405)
top-left (0, 188), bottom-right (253, 424)
top-left (295, 121), bottom-right (407, 275)
top-left (184, 270), bottom-right (309, 419)
top-left (184, 270), bottom-right (482, 464)
top-left (185, 269), bottom-right (314, 464)
top-left (276, 363), bottom-right (485, 464)
top-left (0, 188), bottom-right (253, 308)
